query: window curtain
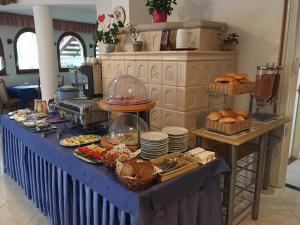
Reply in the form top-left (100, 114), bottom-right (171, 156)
top-left (0, 12), bottom-right (96, 33)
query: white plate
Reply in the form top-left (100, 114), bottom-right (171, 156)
top-left (141, 139), bottom-right (169, 145)
top-left (162, 127), bottom-right (188, 136)
top-left (140, 152), bottom-right (167, 159)
top-left (141, 143), bottom-right (169, 147)
top-left (141, 150), bottom-right (168, 156)
top-left (141, 131), bottom-right (169, 141)
top-left (142, 148), bottom-right (168, 153)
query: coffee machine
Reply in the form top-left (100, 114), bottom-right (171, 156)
top-left (80, 64), bottom-right (103, 99)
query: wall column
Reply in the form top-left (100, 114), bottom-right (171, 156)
top-left (33, 5), bottom-right (57, 102)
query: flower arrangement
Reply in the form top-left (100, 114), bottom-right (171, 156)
top-left (126, 23), bottom-right (143, 52)
top-left (127, 23), bottom-right (140, 42)
top-left (145, 0), bottom-right (177, 23)
top-left (94, 13), bottom-right (124, 45)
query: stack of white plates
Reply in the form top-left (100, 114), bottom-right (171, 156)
top-left (140, 131), bottom-right (169, 159)
top-left (161, 127), bottom-right (188, 152)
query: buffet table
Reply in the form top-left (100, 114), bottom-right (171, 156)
top-left (1, 115), bottom-right (229, 225)
top-left (7, 85), bottom-right (38, 108)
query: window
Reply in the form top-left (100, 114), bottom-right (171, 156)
top-left (57, 32), bottom-right (86, 72)
top-left (14, 28), bottom-right (39, 74)
top-left (94, 42), bottom-right (100, 58)
top-left (0, 38), bottom-right (6, 75)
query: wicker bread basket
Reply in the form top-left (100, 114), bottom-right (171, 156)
top-left (205, 118), bottom-right (252, 135)
top-left (115, 161), bottom-right (159, 191)
top-left (208, 82), bottom-right (256, 96)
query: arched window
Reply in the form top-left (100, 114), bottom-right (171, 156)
top-left (0, 38), bottom-right (6, 76)
top-left (57, 32), bottom-right (86, 72)
top-left (14, 28), bottom-right (39, 74)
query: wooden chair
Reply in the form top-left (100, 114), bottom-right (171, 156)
top-left (0, 79), bottom-right (19, 114)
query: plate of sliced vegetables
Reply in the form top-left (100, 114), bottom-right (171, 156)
top-left (73, 144), bottom-right (107, 163)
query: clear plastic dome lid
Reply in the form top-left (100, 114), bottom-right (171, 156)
top-left (104, 75), bottom-right (149, 105)
top-left (107, 113), bottom-right (149, 146)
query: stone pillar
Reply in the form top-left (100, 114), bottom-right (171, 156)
top-left (33, 5), bottom-right (57, 102)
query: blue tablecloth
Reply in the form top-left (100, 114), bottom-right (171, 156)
top-left (0, 115), bottom-right (229, 225)
top-left (7, 85), bottom-right (38, 107)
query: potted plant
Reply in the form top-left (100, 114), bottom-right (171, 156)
top-left (146, 0), bottom-right (177, 23)
top-left (94, 13), bottom-right (124, 53)
top-left (218, 32), bottom-right (240, 51)
top-left (127, 23), bottom-right (143, 52)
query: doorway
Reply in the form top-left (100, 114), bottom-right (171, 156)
top-left (286, 68), bottom-right (300, 190)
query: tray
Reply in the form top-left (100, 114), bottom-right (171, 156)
top-left (208, 82), bottom-right (256, 96)
top-left (31, 124), bottom-right (57, 133)
top-left (60, 135), bottom-right (101, 147)
top-left (150, 152), bottom-right (199, 182)
top-left (73, 149), bottom-right (102, 164)
top-left (205, 118), bottom-right (252, 135)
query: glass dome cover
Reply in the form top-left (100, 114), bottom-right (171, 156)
top-left (104, 75), bottom-right (149, 105)
top-left (107, 113), bottom-right (149, 146)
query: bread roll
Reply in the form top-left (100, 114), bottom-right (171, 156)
top-left (207, 111), bottom-right (222, 121)
top-left (236, 116), bottom-right (246, 121)
top-left (219, 117), bottom-right (237, 123)
top-left (225, 72), bottom-right (248, 80)
top-left (120, 163), bottom-right (134, 177)
top-left (134, 162), bottom-right (154, 180)
top-left (239, 78), bottom-right (250, 83)
top-left (214, 76), bottom-right (238, 85)
top-left (234, 109), bottom-right (248, 118)
top-left (219, 109), bottom-right (237, 118)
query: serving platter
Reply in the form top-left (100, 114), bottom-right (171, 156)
top-left (60, 135), bottom-right (101, 147)
top-left (73, 149), bottom-right (103, 164)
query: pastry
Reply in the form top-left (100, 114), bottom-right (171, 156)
top-left (234, 109), bottom-right (248, 118)
top-left (207, 111), bottom-right (222, 121)
top-left (219, 117), bottom-right (237, 123)
top-left (134, 162), bottom-right (155, 180)
top-left (214, 76), bottom-right (238, 85)
top-left (120, 162), bottom-right (134, 177)
top-left (120, 159), bottom-right (155, 180)
top-left (236, 116), bottom-right (246, 121)
top-left (225, 72), bottom-right (248, 80)
top-left (219, 109), bottom-right (237, 118)
top-left (239, 78), bottom-right (250, 83)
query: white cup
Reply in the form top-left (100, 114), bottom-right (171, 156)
top-left (85, 57), bottom-right (91, 64)
top-left (91, 57), bottom-right (98, 64)
top-left (176, 29), bottom-right (196, 49)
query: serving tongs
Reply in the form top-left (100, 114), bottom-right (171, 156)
top-left (157, 156), bottom-right (188, 174)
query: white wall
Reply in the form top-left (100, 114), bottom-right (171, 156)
top-left (0, 25), bottom-right (95, 86)
top-left (128, 0), bottom-right (151, 25)
top-left (170, 0), bottom-right (284, 109)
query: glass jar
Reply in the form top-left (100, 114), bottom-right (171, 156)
top-left (271, 65), bottom-right (282, 100)
top-left (254, 65), bottom-right (275, 103)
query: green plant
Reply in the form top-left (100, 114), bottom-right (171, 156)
top-left (218, 32), bottom-right (240, 44)
top-left (127, 23), bottom-right (140, 42)
top-left (146, 0), bottom-right (177, 16)
top-left (94, 13), bottom-right (124, 44)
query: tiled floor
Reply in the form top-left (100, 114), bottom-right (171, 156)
top-left (286, 159), bottom-right (300, 188)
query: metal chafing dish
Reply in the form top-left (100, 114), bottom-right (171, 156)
top-left (57, 99), bottom-right (108, 127)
